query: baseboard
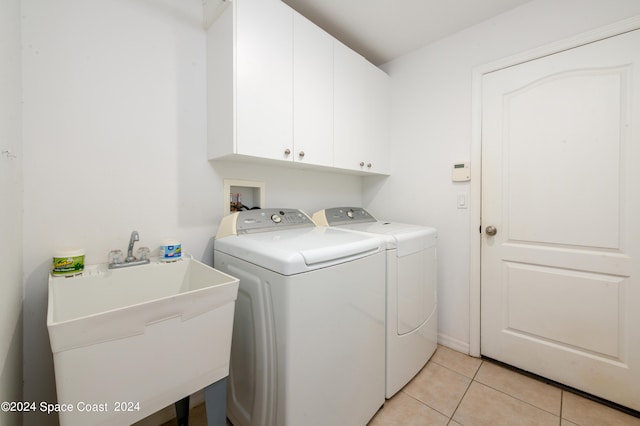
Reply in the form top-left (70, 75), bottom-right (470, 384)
top-left (438, 333), bottom-right (471, 356)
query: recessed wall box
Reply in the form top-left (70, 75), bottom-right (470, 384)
top-left (223, 179), bottom-right (265, 215)
top-left (452, 162), bottom-right (470, 182)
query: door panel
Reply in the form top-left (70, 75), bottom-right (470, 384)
top-left (293, 13), bottom-right (333, 166)
top-left (506, 67), bottom-right (626, 248)
top-left (504, 262), bottom-right (624, 358)
top-left (481, 29), bottom-right (640, 410)
top-left (236, 0), bottom-right (293, 160)
top-left (333, 40), bottom-right (366, 170)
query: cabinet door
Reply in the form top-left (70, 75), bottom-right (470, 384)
top-left (333, 40), bottom-right (366, 171)
top-left (364, 65), bottom-right (391, 174)
top-left (235, 0), bottom-right (293, 160)
top-left (293, 14), bottom-right (333, 167)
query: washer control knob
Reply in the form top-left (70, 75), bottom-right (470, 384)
top-left (271, 214), bottom-right (282, 223)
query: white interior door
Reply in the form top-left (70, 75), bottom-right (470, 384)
top-left (481, 29), bottom-right (640, 411)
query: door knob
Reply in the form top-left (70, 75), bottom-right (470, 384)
top-left (485, 226), bottom-right (497, 236)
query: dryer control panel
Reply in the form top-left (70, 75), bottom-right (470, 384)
top-left (316, 207), bottom-right (377, 226)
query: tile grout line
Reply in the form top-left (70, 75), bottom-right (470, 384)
top-left (424, 358), bottom-right (478, 423)
top-left (397, 354), bottom-right (480, 424)
top-left (483, 357), bottom-right (640, 420)
top-left (437, 357), bottom-right (561, 424)
top-left (428, 350), bottom-right (640, 425)
top-left (559, 390), bottom-right (564, 426)
top-left (470, 375), bottom-right (564, 420)
top-left (475, 380), bottom-right (562, 416)
top-left (430, 357), bottom-right (482, 381)
top-left (399, 389), bottom-right (453, 421)
top-left (472, 380), bottom-right (564, 423)
top-left (414, 353), bottom-right (564, 424)
top-left (446, 359), bottom-right (485, 425)
top-left (475, 359), bottom-right (566, 420)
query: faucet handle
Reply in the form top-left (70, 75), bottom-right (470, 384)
top-left (109, 250), bottom-right (123, 265)
top-left (136, 246), bottom-right (150, 261)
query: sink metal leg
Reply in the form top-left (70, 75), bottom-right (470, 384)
top-left (204, 377), bottom-right (227, 426)
top-left (175, 396), bottom-right (190, 426)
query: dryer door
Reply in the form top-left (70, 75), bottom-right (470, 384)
top-left (397, 245), bottom-right (437, 335)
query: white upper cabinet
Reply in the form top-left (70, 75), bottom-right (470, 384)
top-left (364, 65), bottom-right (391, 174)
top-left (333, 40), bottom-right (366, 171)
top-left (236, 0), bottom-right (293, 160)
top-left (208, 0), bottom-right (293, 161)
top-left (292, 14), bottom-right (334, 167)
top-left (207, 0), bottom-right (390, 175)
top-left (334, 41), bottom-right (390, 174)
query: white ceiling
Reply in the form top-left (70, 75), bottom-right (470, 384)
top-left (281, 0), bottom-right (534, 65)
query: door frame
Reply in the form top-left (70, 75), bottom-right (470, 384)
top-left (469, 15), bottom-right (640, 358)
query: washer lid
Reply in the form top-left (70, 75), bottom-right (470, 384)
top-left (214, 226), bottom-right (382, 275)
top-left (331, 221), bottom-right (438, 257)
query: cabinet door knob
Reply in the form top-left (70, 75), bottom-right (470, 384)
top-left (360, 162), bottom-right (365, 167)
top-left (284, 149), bottom-right (291, 155)
top-left (298, 151), bottom-right (305, 158)
top-left (367, 163), bottom-right (372, 168)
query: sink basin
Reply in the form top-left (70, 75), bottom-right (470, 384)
top-left (47, 255), bottom-right (239, 426)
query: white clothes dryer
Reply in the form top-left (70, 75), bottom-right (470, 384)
top-left (214, 208), bottom-right (385, 426)
top-left (313, 207), bottom-right (438, 398)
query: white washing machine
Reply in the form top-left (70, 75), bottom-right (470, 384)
top-left (313, 207), bottom-right (438, 398)
top-left (214, 208), bottom-right (386, 426)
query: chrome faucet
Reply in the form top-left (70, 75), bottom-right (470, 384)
top-left (108, 230), bottom-right (150, 269)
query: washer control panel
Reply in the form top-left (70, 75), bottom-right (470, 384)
top-left (323, 207), bottom-right (377, 226)
top-left (236, 208), bottom-right (314, 234)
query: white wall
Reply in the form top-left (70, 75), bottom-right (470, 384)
top-left (0, 0), bottom-right (23, 425)
top-left (21, 1), bottom-right (363, 425)
top-left (364, 0), bottom-right (640, 352)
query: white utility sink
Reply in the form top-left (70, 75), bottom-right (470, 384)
top-left (47, 255), bottom-right (239, 426)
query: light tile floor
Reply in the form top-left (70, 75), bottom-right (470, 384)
top-left (369, 345), bottom-right (640, 426)
top-left (161, 345), bottom-right (640, 425)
